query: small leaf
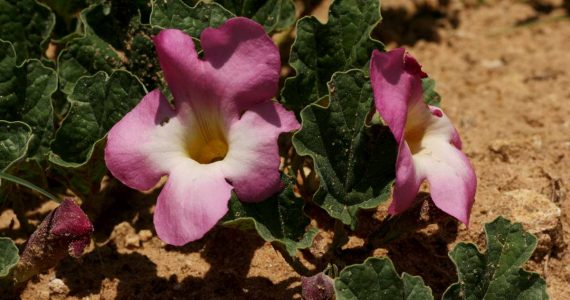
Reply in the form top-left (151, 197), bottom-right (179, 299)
top-left (443, 217), bottom-right (548, 300)
top-left (49, 70), bottom-right (146, 167)
top-left (222, 176), bottom-right (318, 257)
top-left (150, 0), bottom-right (234, 38)
top-left (0, 237), bottom-right (19, 278)
top-left (422, 78), bottom-right (441, 107)
top-left (281, 0), bottom-right (383, 111)
top-left (292, 70), bottom-right (396, 228)
top-left (335, 257), bottom-right (433, 300)
top-left (0, 0), bottom-right (55, 62)
top-left (0, 121), bottom-right (32, 172)
top-left (214, 0), bottom-right (296, 32)
top-left (0, 40), bottom-right (57, 162)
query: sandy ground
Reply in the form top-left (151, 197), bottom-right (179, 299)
top-left (1, 0), bottom-right (569, 299)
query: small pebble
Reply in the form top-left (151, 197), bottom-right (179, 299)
top-left (125, 233), bottom-right (141, 249)
top-left (138, 229), bottom-right (153, 242)
top-left (48, 278), bottom-right (69, 294)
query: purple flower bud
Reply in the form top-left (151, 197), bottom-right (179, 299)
top-left (14, 199), bottom-right (93, 282)
top-left (301, 272), bottom-right (335, 300)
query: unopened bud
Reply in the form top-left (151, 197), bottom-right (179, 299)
top-left (13, 199), bottom-right (93, 282)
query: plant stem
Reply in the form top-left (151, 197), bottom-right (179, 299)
top-left (0, 172), bottom-right (60, 202)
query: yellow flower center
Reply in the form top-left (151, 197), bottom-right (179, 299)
top-left (184, 111), bottom-right (229, 164)
top-left (193, 139), bottom-right (228, 164)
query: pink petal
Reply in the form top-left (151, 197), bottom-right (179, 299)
top-left (154, 162), bottom-right (233, 245)
top-left (105, 89), bottom-right (178, 190)
top-left (153, 29), bottom-right (215, 115)
top-left (387, 143), bottom-right (422, 215)
top-left (153, 17), bottom-right (280, 119)
top-left (222, 100), bottom-right (300, 202)
top-left (201, 17), bottom-right (280, 113)
top-left (413, 110), bottom-right (476, 224)
top-left (370, 48), bottom-right (426, 142)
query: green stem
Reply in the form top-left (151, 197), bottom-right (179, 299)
top-left (0, 172), bottom-right (60, 202)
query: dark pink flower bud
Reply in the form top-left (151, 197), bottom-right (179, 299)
top-left (13, 199), bottom-right (93, 282)
top-left (301, 272), bottom-right (335, 300)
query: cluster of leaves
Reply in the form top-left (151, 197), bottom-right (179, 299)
top-left (333, 218), bottom-right (547, 299)
top-left (0, 0), bottom-right (549, 298)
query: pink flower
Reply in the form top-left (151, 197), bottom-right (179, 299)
top-left (104, 18), bottom-right (299, 245)
top-left (370, 48), bottom-right (476, 224)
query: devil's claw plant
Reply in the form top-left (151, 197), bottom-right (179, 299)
top-left (12, 199), bottom-right (93, 282)
top-left (0, 0), bottom-right (551, 298)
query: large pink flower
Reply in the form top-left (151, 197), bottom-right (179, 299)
top-left (370, 48), bottom-right (476, 224)
top-left (104, 18), bottom-right (299, 245)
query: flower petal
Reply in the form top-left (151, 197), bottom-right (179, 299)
top-left (388, 142), bottom-right (422, 215)
top-left (153, 18), bottom-right (280, 119)
top-left (413, 110), bottom-right (476, 224)
top-left (154, 162), bottom-right (232, 245)
top-left (222, 100), bottom-right (300, 202)
top-left (201, 17), bottom-right (280, 113)
top-left (153, 29), bottom-right (214, 115)
top-left (370, 48), bottom-right (426, 142)
top-left (105, 89), bottom-right (178, 190)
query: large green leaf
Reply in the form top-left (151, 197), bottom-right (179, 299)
top-left (0, 237), bottom-right (19, 278)
top-left (56, 4), bottom-right (125, 95)
top-left (222, 176), bottom-right (318, 257)
top-left (214, 0), bottom-right (296, 32)
top-left (150, 0), bottom-right (233, 38)
top-left (335, 257), bottom-right (433, 300)
top-left (0, 40), bottom-right (57, 162)
top-left (0, 0), bottom-right (55, 62)
top-left (281, 0), bottom-right (383, 111)
top-left (49, 70), bottom-right (146, 167)
top-left (292, 70), bottom-right (396, 228)
top-left (443, 217), bottom-right (548, 300)
top-left (0, 121), bottom-right (32, 171)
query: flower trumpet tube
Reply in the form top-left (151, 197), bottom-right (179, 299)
top-left (104, 18), bottom-right (299, 246)
top-left (370, 48), bottom-right (476, 224)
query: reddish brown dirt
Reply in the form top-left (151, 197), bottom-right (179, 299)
top-left (2, 0), bottom-right (570, 299)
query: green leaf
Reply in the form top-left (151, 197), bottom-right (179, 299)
top-left (335, 257), bottom-right (433, 300)
top-left (48, 140), bottom-right (106, 201)
top-left (56, 5), bottom-right (125, 95)
top-left (0, 237), bottom-right (19, 278)
top-left (0, 0), bottom-right (55, 62)
top-left (443, 217), bottom-right (548, 300)
top-left (40, 0), bottom-right (91, 40)
top-left (292, 70), bottom-right (396, 228)
top-left (281, 0), bottom-right (383, 111)
top-left (0, 40), bottom-right (57, 162)
top-left (150, 0), bottom-right (234, 38)
top-left (0, 121), bottom-right (32, 171)
top-left (422, 78), bottom-right (441, 107)
top-left (222, 176), bottom-right (318, 257)
top-left (82, 2), bottom-right (162, 91)
top-left (41, 0), bottom-right (90, 19)
top-left (49, 70), bottom-right (146, 167)
top-left (214, 0), bottom-right (296, 32)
